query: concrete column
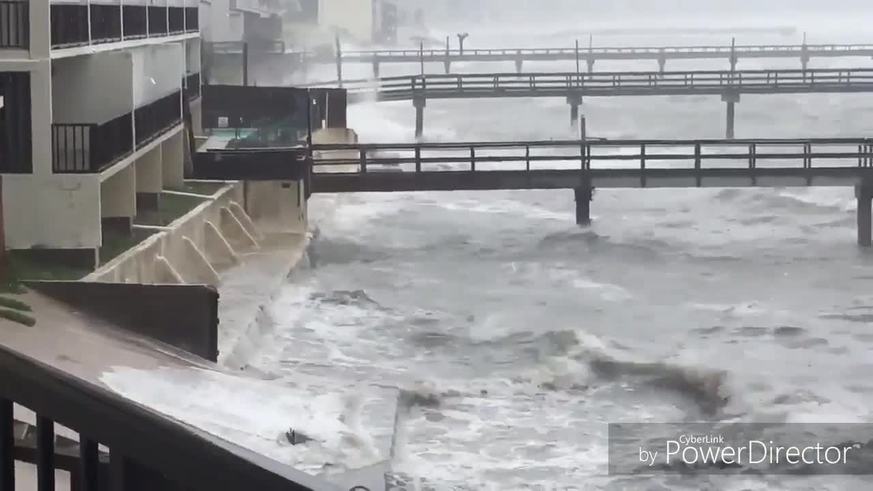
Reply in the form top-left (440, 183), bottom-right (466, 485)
top-left (721, 92), bottom-right (740, 139)
top-left (444, 61), bottom-right (451, 74)
top-left (574, 185), bottom-right (592, 226)
top-left (101, 165), bottom-right (137, 238)
top-left (413, 98), bottom-right (426, 139)
top-left (135, 146), bottom-right (163, 212)
top-left (162, 130), bottom-right (185, 188)
top-left (515, 58), bottom-right (523, 73)
top-left (857, 184), bottom-right (873, 247)
top-left (657, 57), bottom-right (666, 73)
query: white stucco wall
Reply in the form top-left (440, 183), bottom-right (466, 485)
top-left (101, 165), bottom-right (137, 218)
top-left (1, 175), bottom-right (102, 249)
top-left (52, 52), bottom-right (134, 125)
top-left (318, 0), bottom-right (373, 43)
top-left (132, 44), bottom-right (184, 107)
top-left (136, 147), bottom-right (164, 194)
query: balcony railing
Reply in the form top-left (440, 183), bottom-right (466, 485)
top-left (135, 90), bottom-right (182, 146)
top-left (122, 5), bottom-right (147, 39)
top-left (0, 0), bottom-right (28, 48)
top-left (185, 72), bottom-right (201, 100)
top-left (52, 113), bottom-right (134, 173)
top-left (50, 3), bottom-right (89, 48)
top-left (90, 4), bottom-right (122, 44)
top-left (0, 343), bottom-right (333, 491)
top-left (169, 6), bottom-right (184, 33)
top-left (147, 6), bottom-right (168, 36)
top-left (185, 6), bottom-right (198, 31)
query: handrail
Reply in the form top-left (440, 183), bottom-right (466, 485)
top-left (335, 43), bottom-right (873, 60)
top-left (321, 68), bottom-right (873, 101)
top-left (312, 138), bottom-right (873, 174)
top-left (0, 343), bottom-right (336, 491)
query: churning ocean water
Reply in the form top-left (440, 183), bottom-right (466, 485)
top-left (242, 10), bottom-right (873, 490)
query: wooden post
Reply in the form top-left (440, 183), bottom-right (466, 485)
top-left (575, 39), bottom-right (580, 74)
top-left (242, 42), bottom-right (249, 86)
top-left (335, 35), bottom-right (343, 86)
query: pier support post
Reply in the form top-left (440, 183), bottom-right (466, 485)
top-left (857, 184), bottom-right (873, 247)
top-left (586, 58), bottom-right (595, 73)
top-left (515, 57), bottom-right (523, 73)
top-left (373, 61), bottom-right (380, 78)
top-left (657, 57), bottom-right (666, 74)
top-left (721, 92), bottom-right (740, 139)
top-left (574, 185), bottom-right (592, 226)
top-left (444, 60), bottom-right (451, 74)
top-left (413, 97), bottom-right (426, 139)
top-left (567, 94), bottom-right (582, 130)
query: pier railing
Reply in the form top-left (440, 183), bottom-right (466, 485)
top-left (313, 138), bottom-right (873, 175)
top-left (342, 68), bottom-right (873, 101)
top-left (52, 114), bottom-right (134, 173)
top-left (336, 42), bottom-right (873, 62)
top-left (0, 0), bottom-right (28, 48)
top-left (0, 343), bottom-right (334, 491)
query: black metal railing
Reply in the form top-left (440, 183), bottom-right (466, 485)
top-left (312, 137), bottom-right (873, 181)
top-left (90, 4), bottom-right (122, 44)
top-left (168, 6), bottom-right (184, 34)
top-left (122, 5), bottom-right (147, 39)
top-left (185, 72), bottom-right (201, 99)
top-left (52, 113), bottom-right (133, 173)
top-left (185, 6), bottom-right (198, 31)
top-left (0, 71), bottom-right (32, 173)
top-left (50, 3), bottom-right (89, 48)
top-left (147, 6), bottom-right (168, 36)
top-left (0, 343), bottom-right (333, 491)
top-left (0, 0), bottom-right (28, 48)
top-left (135, 90), bottom-right (182, 146)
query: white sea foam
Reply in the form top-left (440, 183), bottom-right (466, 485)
top-left (100, 366), bottom-right (384, 476)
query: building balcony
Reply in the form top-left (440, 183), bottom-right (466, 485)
top-left (49, 2), bottom-right (198, 50)
top-left (0, 0), bottom-right (28, 49)
top-left (52, 113), bottom-right (134, 173)
top-left (134, 90), bottom-right (182, 146)
top-left (52, 90), bottom-right (182, 174)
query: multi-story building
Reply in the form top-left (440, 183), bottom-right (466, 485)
top-left (0, 0), bottom-right (202, 269)
top-left (198, 0), bottom-right (287, 86)
top-left (316, 0), bottom-right (397, 45)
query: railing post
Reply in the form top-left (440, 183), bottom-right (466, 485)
top-left (523, 145), bottom-right (529, 172)
top-left (415, 145), bottom-right (421, 173)
top-left (0, 398), bottom-right (13, 491)
top-left (805, 142), bottom-right (812, 168)
top-left (359, 148), bottom-right (367, 174)
top-left (37, 416), bottom-right (55, 491)
top-left (750, 143), bottom-right (757, 169)
top-left (470, 147), bottom-right (476, 172)
top-left (640, 143), bottom-right (647, 187)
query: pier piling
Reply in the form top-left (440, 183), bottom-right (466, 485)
top-left (413, 98), bottom-right (426, 139)
top-left (857, 184), bottom-right (873, 247)
top-left (721, 92), bottom-right (740, 139)
top-left (574, 185), bottom-right (592, 226)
